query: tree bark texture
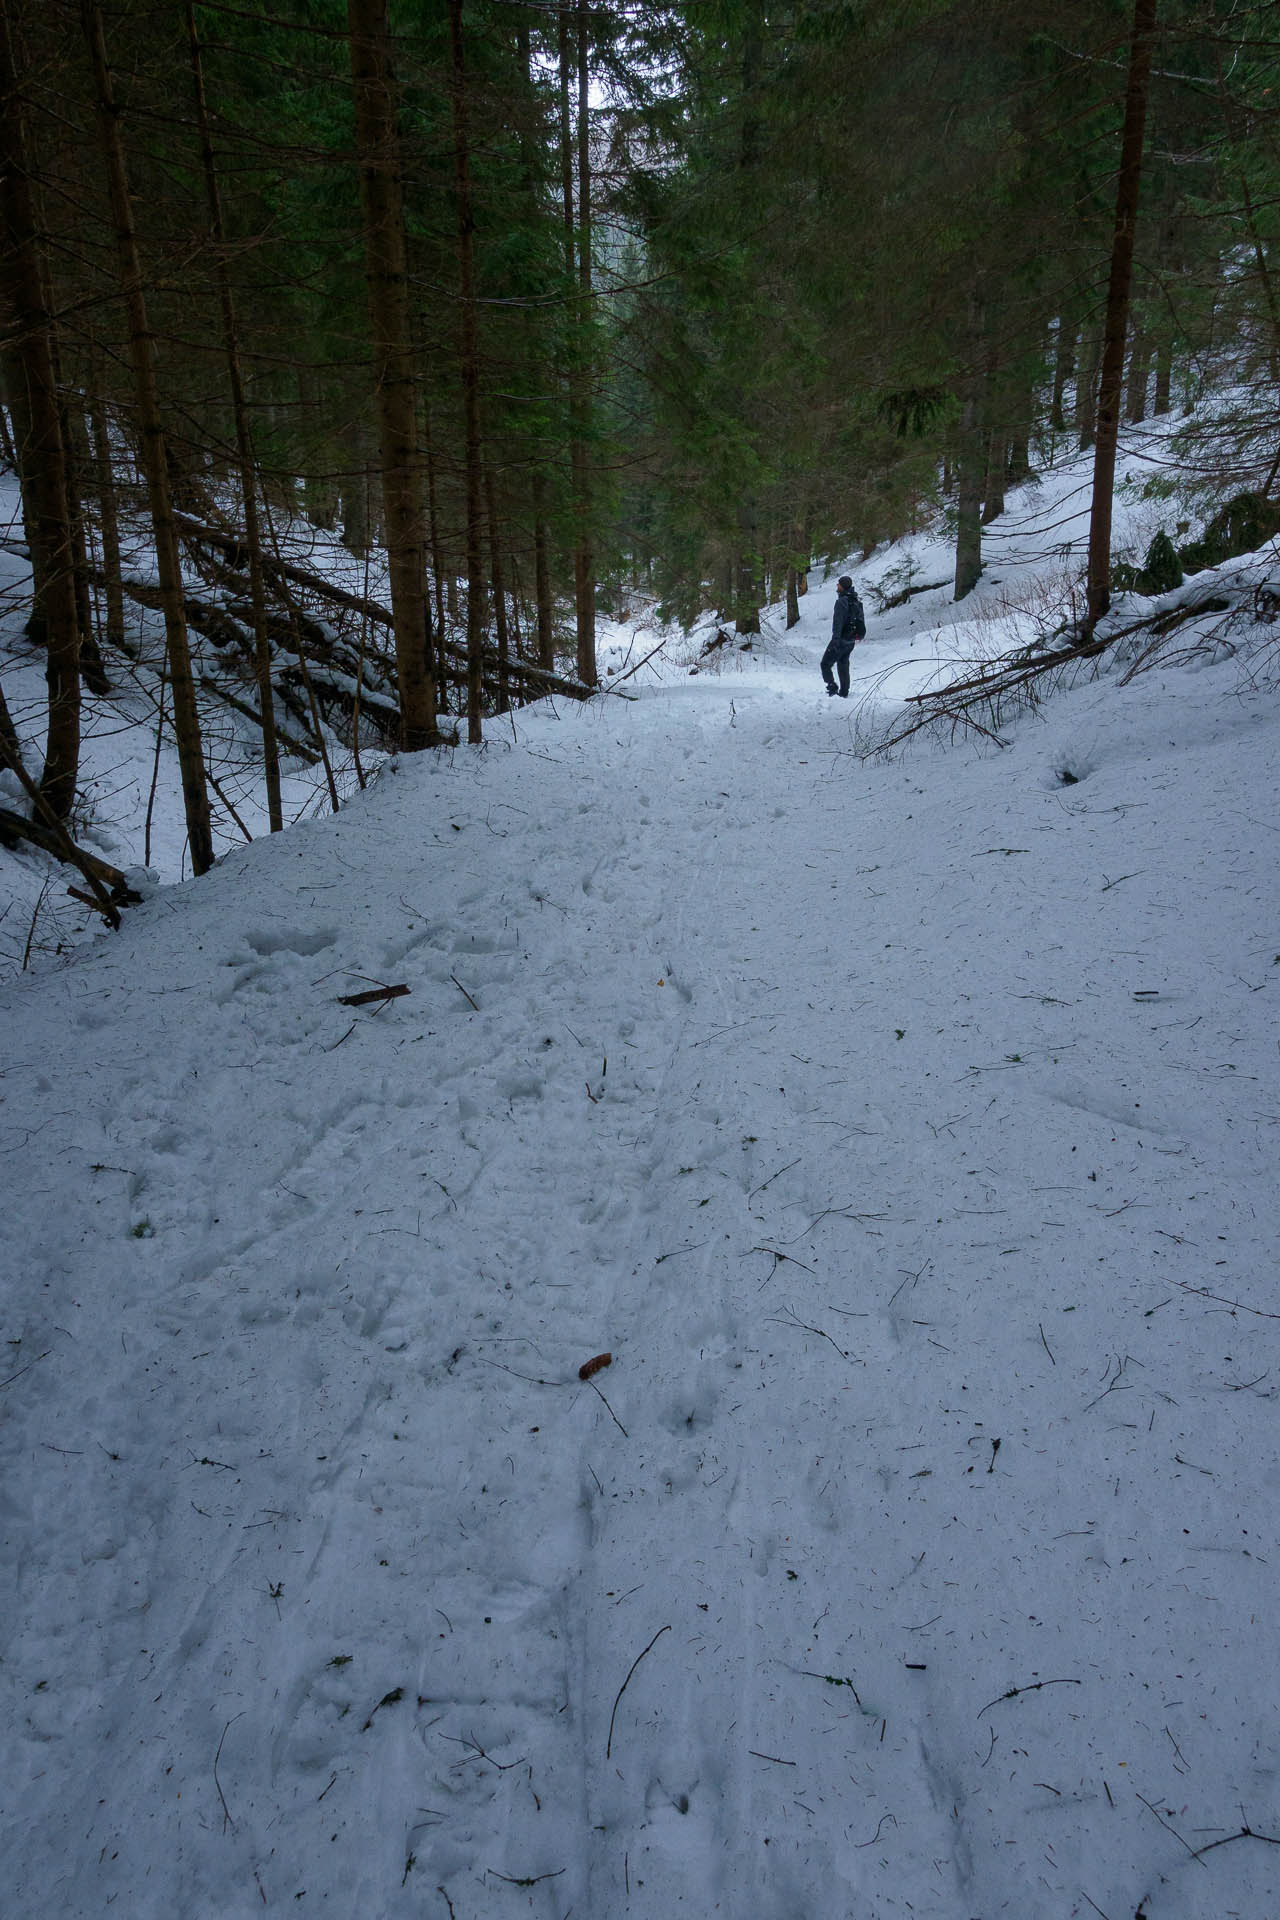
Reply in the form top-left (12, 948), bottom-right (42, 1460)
top-left (420, 397), bottom-right (449, 705)
top-left (483, 453), bottom-right (510, 713)
top-left (953, 302), bottom-right (985, 600)
top-left (0, 6), bottom-right (81, 816)
top-left (1086, 0), bottom-right (1158, 629)
top-left (347, 0), bottom-right (439, 751)
top-left (1153, 334), bottom-right (1172, 415)
top-left (187, 0), bottom-right (283, 832)
top-left (85, 346), bottom-right (126, 652)
top-left (532, 468), bottom-right (554, 671)
top-left (1050, 312), bottom-right (1077, 431)
top-left (571, 0), bottom-right (596, 686)
top-left (1076, 321), bottom-right (1101, 449)
top-left (1124, 326), bottom-right (1151, 423)
top-left (447, 0), bottom-right (486, 743)
top-left (82, 0), bottom-right (213, 871)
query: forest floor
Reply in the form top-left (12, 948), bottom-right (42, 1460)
top-left (4, 442), bottom-right (1280, 1919)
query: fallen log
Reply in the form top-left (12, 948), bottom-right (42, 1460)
top-left (174, 510), bottom-right (396, 630)
top-left (0, 803), bottom-right (139, 918)
top-left (174, 511), bottom-right (596, 702)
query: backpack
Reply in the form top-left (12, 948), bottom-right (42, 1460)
top-left (850, 591), bottom-right (866, 640)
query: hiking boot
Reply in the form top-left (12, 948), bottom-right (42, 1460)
top-left (826, 684), bottom-right (837, 696)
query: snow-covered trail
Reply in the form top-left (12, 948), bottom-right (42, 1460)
top-left (4, 596), bottom-right (1280, 1920)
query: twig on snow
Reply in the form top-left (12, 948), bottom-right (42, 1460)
top-left (855, 1812), bottom-right (898, 1848)
top-left (1136, 1790), bottom-right (1203, 1862)
top-left (337, 982), bottom-right (409, 1007)
top-left (442, 1731), bottom-right (526, 1773)
top-left (1190, 1821), bottom-right (1280, 1861)
top-left (771, 1304), bottom-right (861, 1364)
top-left (748, 1157), bottom-right (800, 1202)
top-left (751, 1244), bottom-right (815, 1284)
top-left (606, 1624), bottom-right (671, 1758)
top-left (450, 974), bottom-right (480, 1012)
top-left (585, 1375), bottom-right (628, 1437)
top-left (214, 1715), bottom-right (242, 1832)
top-left (977, 1677), bottom-right (1081, 1719)
top-left (1, 1349), bottom-right (51, 1389)
top-left (1166, 1277), bottom-right (1280, 1320)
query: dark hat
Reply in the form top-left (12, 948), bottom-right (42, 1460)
top-left (837, 575), bottom-right (853, 590)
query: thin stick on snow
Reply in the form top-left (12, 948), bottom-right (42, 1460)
top-left (606, 1625), bottom-right (671, 1759)
top-left (748, 1157), bottom-right (799, 1202)
top-left (1135, 1791), bottom-right (1203, 1863)
top-left (1190, 1823), bottom-right (1280, 1862)
top-left (214, 1715), bottom-right (241, 1832)
top-left (450, 974), bottom-right (479, 1011)
top-left (977, 1678), bottom-right (1081, 1718)
top-left (1166, 1277), bottom-right (1280, 1320)
top-left (585, 1375), bottom-right (627, 1437)
top-left (608, 635), bottom-right (669, 686)
top-left (0, 1349), bottom-right (51, 1389)
top-left (771, 1304), bottom-right (860, 1364)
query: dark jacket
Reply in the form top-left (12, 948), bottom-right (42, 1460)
top-left (831, 587), bottom-right (856, 648)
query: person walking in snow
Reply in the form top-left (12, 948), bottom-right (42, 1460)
top-left (821, 575), bottom-right (865, 697)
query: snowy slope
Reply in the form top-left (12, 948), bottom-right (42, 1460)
top-left (4, 433), bottom-right (1280, 1919)
top-left (5, 605), bottom-right (1280, 1919)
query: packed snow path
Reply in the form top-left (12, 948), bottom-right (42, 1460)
top-left (4, 630), bottom-right (1280, 1919)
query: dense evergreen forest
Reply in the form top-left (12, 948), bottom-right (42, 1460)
top-left (2, 0), bottom-right (1278, 890)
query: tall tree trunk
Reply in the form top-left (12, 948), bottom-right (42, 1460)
top-left (1050, 311), bottom-right (1077, 431)
top-left (421, 396), bottom-right (449, 706)
top-left (1153, 334), bottom-right (1173, 415)
top-left (40, 288), bottom-right (109, 694)
top-left (532, 469), bottom-right (554, 671)
top-left (85, 344), bottom-right (125, 652)
top-left (570, 0), bottom-right (596, 686)
top-left (483, 452), bottom-right (510, 713)
top-left (516, 22), bottom-right (556, 681)
top-left (448, 0), bottom-right (486, 743)
top-left (82, 0), bottom-right (213, 871)
top-left (734, 501), bottom-right (760, 633)
top-left (1005, 368), bottom-right (1034, 484)
top-left (1076, 319), bottom-right (1102, 450)
top-left (187, 0), bottom-right (282, 832)
top-left (953, 403), bottom-right (984, 599)
top-left (340, 429), bottom-right (369, 555)
top-left (557, 8), bottom-right (574, 273)
top-left (785, 566), bottom-right (800, 629)
top-left (0, 668), bottom-right (22, 773)
top-left (1124, 325), bottom-right (1151, 423)
top-left (0, 8), bottom-right (80, 816)
top-left (953, 301), bottom-right (985, 600)
top-left (297, 365), bottom-right (334, 530)
top-left (1086, 0), bottom-right (1158, 629)
top-left (0, 379), bottom-right (14, 468)
top-left (347, 0), bottom-right (439, 751)
top-left (981, 430), bottom-right (1005, 524)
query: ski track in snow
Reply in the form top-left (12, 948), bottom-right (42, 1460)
top-left (5, 476), bottom-right (1280, 1915)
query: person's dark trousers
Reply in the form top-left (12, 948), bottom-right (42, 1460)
top-left (821, 638), bottom-right (854, 696)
